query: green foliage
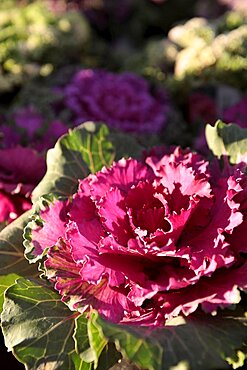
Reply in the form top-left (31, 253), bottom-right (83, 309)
top-left (3, 283), bottom-right (246, 370)
top-left (218, 11), bottom-right (247, 33)
top-left (87, 313), bottom-right (113, 368)
top-left (32, 122), bottom-right (114, 201)
top-left (0, 210), bottom-right (37, 277)
top-left (205, 120), bottom-right (247, 163)
top-left (92, 311), bottom-right (162, 370)
top-left (0, 273), bottom-right (19, 313)
top-left (92, 311), bottom-right (247, 370)
top-left (1, 278), bottom-right (84, 369)
top-left (168, 17), bottom-right (215, 48)
top-left (74, 315), bottom-right (92, 362)
top-left (0, 279), bottom-right (120, 370)
top-left (0, 1), bottom-right (91, 93)
top-left (32, 122), bottom-right (143, 202)
top-left (74, 315), bottom-right (121, 369)
top-left (169, 15), bottom-right (247, 89)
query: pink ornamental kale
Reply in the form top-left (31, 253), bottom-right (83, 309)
top-left (0, 147), bottom-right (46, 223)
top-left (29, 148), bottom-right (247, 326)
top-left (63, 69), bottom-right (168, 133)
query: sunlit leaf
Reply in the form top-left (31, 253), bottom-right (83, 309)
top-left (74, 314), bottom-right (121, 370)
top-left (90, 311), bottom-right (162, 370)
top-left (74, 314), bottom-right (93, 363)
top-left (32, 122), bottom-right (114, 202)
top-left (93, 310), bottom-right (247, 370)
top-left (0, 210), bottom-right (37, 277)
top-left (32, 122), bottom-right (144, 202)
top-left (205, 120), bottom-right (247, 164)
top-left (1, 278), bottom-right (89, 370)
top-left (0, 273), bottom-right (20, 314)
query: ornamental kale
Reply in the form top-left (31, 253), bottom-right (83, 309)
top-left (26, 147), bottom-right (247, 326)
top-left (62, 69), bottom-right (169, 134)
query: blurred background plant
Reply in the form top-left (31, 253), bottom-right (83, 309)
top-left (1, 0), bottom-right (246, 172)
top-left (0, 0), bottom-right (92, 97)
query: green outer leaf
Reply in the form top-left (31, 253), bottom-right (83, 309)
top-left (87, 311), bottom-right (108, 368)
top-left (32, 122), bottom-right (115, 202)
top-left (74, 313), bottom-right (109, 368)
top-left (0, 210), bottom-right (37, 277)
top-left (32, 122), bottom-right (144, 203)
top-left (108, 131), bottom-right (144, 160)
top-left (1, 278), bottom-right (86, 370)
top-left (74, 315), bottom-right (121, 370)
top-left (94, 311), bottom-right (247, 370)
top-left (155, 314), bottom-right (247, 370)
top-left (92, 311), bottom-right (162, 370)
top-left (0, 273), bottom-right (20, 314)
top-left (71, 353), bottom-right (92, 370)
top-left (96, 343), bottom-right (122, 370)
top-left (74, 314), bottom-right (93, 363)
top-left (205, 120), bottom-right (247, 163)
